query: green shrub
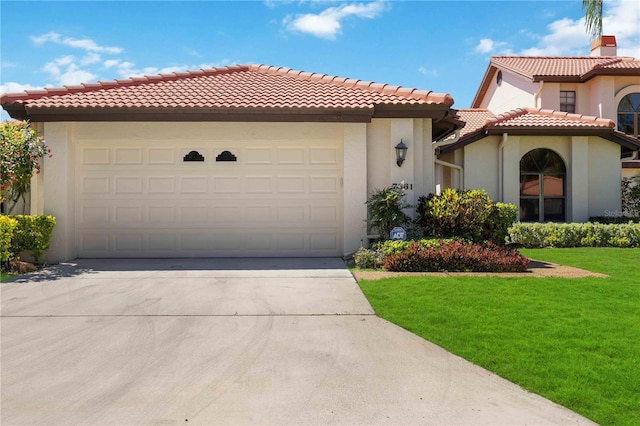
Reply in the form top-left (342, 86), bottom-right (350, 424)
top-left (508, 222), bottom-right (640, 248)
top-left (0, 215), bottom-right (18, 263)
top-left (353, 247), bottom-right (384, 269)
top-left (10, 215), bottom-right (56, 262)
top-left (382, 240), bottom-right (529, 272)
top-left (483, 202), bottom-right (518, 244)
top-left (416, 189), bottom-right (516, 244)
top-left (365, 186), bottom-right (412, 239)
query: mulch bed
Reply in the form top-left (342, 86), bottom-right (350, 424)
top-left (352, 259), bottom-right (608, 281)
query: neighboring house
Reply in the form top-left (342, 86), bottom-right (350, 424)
top-left (437, 108), bottom-right (639, 222)
top-left (1, 64), bottom-right (462, 260)
top-left (470, 35), bottom-right (640, 178)
top-left (435, 35), bottom-right (640, 222)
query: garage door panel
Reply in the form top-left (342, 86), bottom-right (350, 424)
top-left (310, 147), bottom-right (338, 164)
top-left (76, 140), bottom-right (343, 257)
top-left (114, 148), bottom-right (143, 165)
top-left (277, 147), bottom-right (306, 165)
top-left (148, 148), bottom-right (175, 165)
top-left (82, 148), bottom-right (110, 165)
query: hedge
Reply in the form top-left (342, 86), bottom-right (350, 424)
top-left (9, 215), bottom-right (56, 262)
top-left (382, 240), bottom-right (529, 272)
top-left (507, 222), bottom-right (640, 248)
top-left (0, 216), bottom-right (18, 262)
top-left (589, 216), bottom-right (640, 224)
top-left (353, 238), bottom-right (528, 272)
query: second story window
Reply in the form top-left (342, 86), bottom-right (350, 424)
top-left (560, 91), bottom-right (576, 113)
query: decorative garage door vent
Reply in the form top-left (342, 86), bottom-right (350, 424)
top-left (216, 151), bottom-right (237, 162)
top-left (183, 151), bottom-right (205, 162)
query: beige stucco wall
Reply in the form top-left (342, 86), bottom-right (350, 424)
top-left (42, 122), bottom-right (77, 262)
top-left (365, 118), bottom-right (434, 215)
top-left (481, 71), bottom-right (540, 112)
top-left (484, 72), bottom-right (639, 124)
top-left (461, 136), bottom-right (500, 199)
top-left (588, 137), bottom-right (623, 218)
top-left (552, 77), bottom-right (640, 121)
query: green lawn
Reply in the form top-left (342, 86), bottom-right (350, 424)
top-left (1, 272), bottom-right (16, 282)
top-left (358, 248), bottom-right (640, 426)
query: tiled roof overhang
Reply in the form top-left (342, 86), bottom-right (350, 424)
top-left (1, 64), bottom-right (458, 129)
top-left (438, 126), bottom-right (640, 154)
top-left (438, 108), bottom-right (640, 154)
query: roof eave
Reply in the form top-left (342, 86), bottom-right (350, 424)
top-left (437, 129), bottom-right (488, 155)
top-left (13, 106), bottom-right (378, 123)
top-left (439, 126), bottom-right (640, 154)
top-left (470, 64), bottom-right (496, 108)
top-left (372, 102), bottom-right (453, 119)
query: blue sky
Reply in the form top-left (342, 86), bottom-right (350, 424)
top-left (1, 0), bottom-right (639, 121)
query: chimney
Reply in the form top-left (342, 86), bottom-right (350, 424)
top-left (590, 35), bottom-right (617, 56)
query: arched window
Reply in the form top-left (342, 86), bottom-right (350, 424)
top-left (618, 93), bottom-right (640, 139)
top-left (520, 149), bottom-right (566, 222)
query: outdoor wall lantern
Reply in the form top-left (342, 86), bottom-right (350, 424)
top-left (395, 139), bottom-right (408, 167)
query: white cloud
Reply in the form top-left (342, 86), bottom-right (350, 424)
top-left (418, 66), bottom-right (438, 77)
top-left (1, 82), bottom-right (44, 95)
top-left (473, 38), bottom-right (512, 56)
top-left (471, 0), bottom-right (639, 57)
top-left (101, 59), bottom-right (238, 80)
top-left (519, 17), bottom-right (590, 56)
top-left (31, 31), bottom-right (123, 54)
top-left (103, 59), bottom-right (120, 68)
top-left (58, 65), bottom-right (97, 86)
top-left (602, 0), bottom-right (640, 57)
top-left (474, 38), bottom-right (511, 54)
top-left (42, 55), bottom-right (97, 86)
top-left (284, 1), bottom-right (385, 40)
top-left (80, 53), bottom-right (101, 66)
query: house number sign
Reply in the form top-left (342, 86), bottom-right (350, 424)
top-left (392, 182), bottom-right (412, 190)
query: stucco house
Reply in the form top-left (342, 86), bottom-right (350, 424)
top-left (2, 38), bottom-right (639, 261)
top-left (1, 64), bottom-right (463, 260)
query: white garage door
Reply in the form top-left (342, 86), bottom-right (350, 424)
top-left (75, 140), bottom-right (343, 257)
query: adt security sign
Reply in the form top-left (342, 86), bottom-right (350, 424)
top-left (390, 227), bottom-right (407, 241)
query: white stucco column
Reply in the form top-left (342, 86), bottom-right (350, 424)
top-left (29, 122), bottom-right (45, 215)
top-left (412, 119), bottom-right (424, 198)
top-left (570, 136), bottom-right (589, 222)
top-left (421, 119), bottom-right (434, 196)
top-left (43, 122), bottom-right (76, 262)
top-left (502, 135), bottom-right (521, 215)
top-left (29, 168), bottom-right (44, 215)
top-left (343, 123), bottom-right (367, 255)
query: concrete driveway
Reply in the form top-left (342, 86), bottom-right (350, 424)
top-left (1, 258), bottom-right (595, 425)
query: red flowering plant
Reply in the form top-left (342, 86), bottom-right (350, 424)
top-left (0, 120), bottom-right (50, 214)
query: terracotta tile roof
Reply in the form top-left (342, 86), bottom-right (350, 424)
top-left (490, 56), bottom-right (640, 81)
top-left (487, 108), bottom-right (615, 129)
top-left (438, 107), bottom-right (640, 153)
top-left (455, 109), bottom-right (496, 136)
top-left (1, 64), bottom-right (453, 113)
top-left (455, 108), bottom-right (614, 138)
